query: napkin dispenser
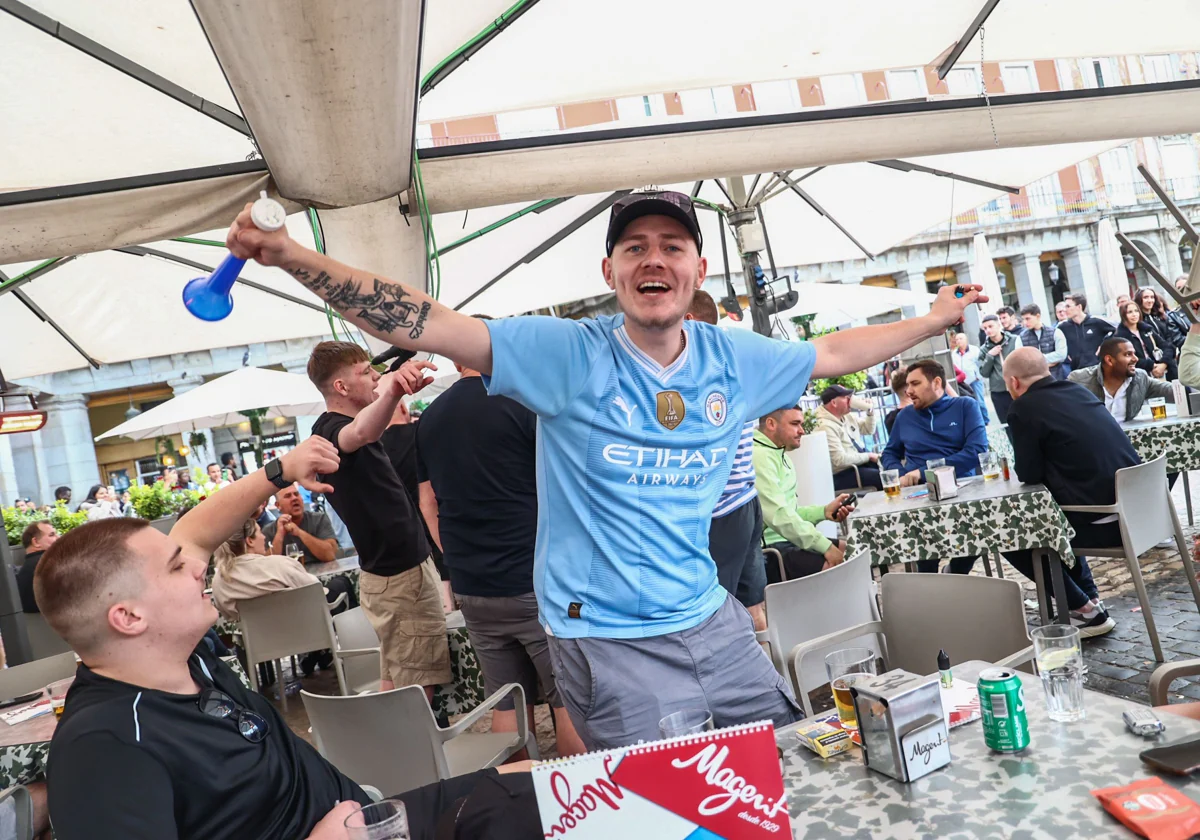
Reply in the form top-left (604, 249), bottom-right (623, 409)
top-left (851, 669), bottom-right (952, 783)
top-left (923, 465), bottom-right (958, 501)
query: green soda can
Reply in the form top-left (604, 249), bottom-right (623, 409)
top-left (978, 667), bottom-right (1030, 753)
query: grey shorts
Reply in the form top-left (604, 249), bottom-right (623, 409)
top-left (458, 592), bottom-right (561, 711)
top-left (545, 592), bottom-right (800, 750)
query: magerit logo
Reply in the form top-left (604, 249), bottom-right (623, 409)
top-left (704, 392), bottom-right (727, 427)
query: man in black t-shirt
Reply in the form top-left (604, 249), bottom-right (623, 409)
top-left (417, 351), bottom-right (585, 758)
top-left (308, 342), bottom-right (451, 698)
top-left (36, 437), bottom-right (538, 839)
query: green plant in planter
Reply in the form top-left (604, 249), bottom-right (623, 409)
top-left (188, 430), bottom-right (208, 450)
top-left (4, 501), bottom-right (86, 545)
top-left (3, 506), bottom-right (37, 546)
top-left (128, 481), bottom-right (180, 521)
top-left (801, 409), bottom-right (820, 435)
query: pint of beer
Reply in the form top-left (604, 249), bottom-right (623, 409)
top-left (1149, 397), bottom-right (1167, 421)
top-left (881, 469), bottom-right (901, 499)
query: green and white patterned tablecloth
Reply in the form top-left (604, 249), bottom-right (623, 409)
top-left (845, 476), bottom-right (1076, 568)
top-left (1122, 413), bottom-right (1200, 473)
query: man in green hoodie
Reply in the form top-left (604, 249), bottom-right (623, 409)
top-left (752, 406), bottom-right (853, 582)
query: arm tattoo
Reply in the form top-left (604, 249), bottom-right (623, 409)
top-left (286, 269), bottom-right (423, 335)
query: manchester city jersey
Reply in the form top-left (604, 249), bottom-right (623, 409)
top-left (484, 314), bottom-right (816, 639)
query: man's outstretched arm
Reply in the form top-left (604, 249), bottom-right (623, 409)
top-left (809, 284), bottom-right (987, 379)
top-left (226, 204), bottom-right (493, 374)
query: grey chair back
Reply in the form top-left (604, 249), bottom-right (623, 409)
top-left (332, 607), bottom-right (381, 694)
top-left (239, 583), bottom-right (347, 697)
top-left (0, 651), bottom-right (76, 700)
top-left (1116, 455), bottom-right (1176, 556)
top-left (881, 573), bottom-right (1034, 676)
top-left (303, 686), bottom-right (451, 792)
top-left (24, 613), bottom-right (72, 660)
top-left (763, 552), bottom-right (882, 693)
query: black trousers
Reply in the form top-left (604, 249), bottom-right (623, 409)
top-left (834, 465), bottom-right (881, 491)
top-left (765, 541), bottom-right (827, 584)
top-left (990, 389), bottom-right (1014, 426)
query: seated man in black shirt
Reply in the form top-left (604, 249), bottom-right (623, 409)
top-left (37, 436), bottom-right (537, 840)
top-left (16, 519), bottom-right (58, 613)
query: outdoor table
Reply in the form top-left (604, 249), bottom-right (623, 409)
top-left (778, 660), bottom-right (1200, 838)
top-left (1122, 407), bottom-right (1200, 524)
top-left (0, 657), bottom-right (250, 790)
top-left (845, 476), bottom-right (1076, 624)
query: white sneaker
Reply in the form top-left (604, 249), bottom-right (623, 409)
top-left (1072, 608), bottom-right (1116, 638)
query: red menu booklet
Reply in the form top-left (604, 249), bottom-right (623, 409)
top-left (532, 721), bottom-right (790, 839)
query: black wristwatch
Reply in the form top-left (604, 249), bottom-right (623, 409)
top-left (264, 458), bottom-right (290, 490)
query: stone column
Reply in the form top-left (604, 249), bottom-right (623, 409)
top-left (1011, 253), bottom-right (1051, 318)
top-left (892, 269), bottom-right (931, 320)
top-left (1164, 228), bottom-right (1185, 282)
top-left (1064, 244), bottom-right (1108, 316)
top-left (168, 374), bottom-right (214, 475)
top-left (38, 394), bottom-right (101, 499)
top-left (0, 437), bottom-right (17, 506)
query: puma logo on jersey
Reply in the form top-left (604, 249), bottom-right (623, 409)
top-left (613, 396), bottom-right (639, 427)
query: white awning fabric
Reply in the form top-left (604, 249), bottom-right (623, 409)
top-left (95, 367), bottom-right (326, 442)
top-left (0, 214), bottom-right (351, 381)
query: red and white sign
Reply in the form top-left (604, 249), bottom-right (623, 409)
top-left (533, 722), bottom-right (791, 840)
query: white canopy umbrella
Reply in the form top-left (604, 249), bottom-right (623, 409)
top-left (1096, 217), bottom-right (1131, 320)
top-left (719, 282), bottom-right (935, 335)
top-left (971, 232), bottom-right (1005, 310)
top-left (95, 367), bottom-right (325, 442)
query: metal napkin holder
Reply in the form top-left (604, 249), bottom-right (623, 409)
top-left (923, 465), bottom-right (958, 501)
top-left (851, 669), bottom-right (952, 783)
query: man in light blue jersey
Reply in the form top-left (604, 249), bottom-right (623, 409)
top-left (227, 189), bottom-right (986, 749)
top-left (687, 290), bottom-right (768, 632)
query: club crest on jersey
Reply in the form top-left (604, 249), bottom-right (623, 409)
top-left (655, 390), bottom-right (685, 430)
top-left (704, 391), bottom-right (727, 427)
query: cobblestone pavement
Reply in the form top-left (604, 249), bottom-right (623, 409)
top-left (1009, 483), bottom-right (1200, 710)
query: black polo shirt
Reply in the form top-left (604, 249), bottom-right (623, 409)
top-left (312, 412), bottom-right (428, 577)
top-left (47, 646), bottom-right (370, 839)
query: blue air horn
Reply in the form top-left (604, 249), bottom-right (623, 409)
top-left (182, 191), bottom-right (287, 321)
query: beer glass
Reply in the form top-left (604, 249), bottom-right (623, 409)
top-left (881, 469), bottom-right (901, 499)
top-left (659, 708), bottom-right (714, 739)
top-left (345, 800), bottom-right (410, 840)
top-left (978, 452), bottom-right (1001, 480)
top-left (1149, 397), bottom-right (1167, 421)
top-left (47, 678), bottom-right (73, 720)
top-left (825, 648), bottom-right (877, 731)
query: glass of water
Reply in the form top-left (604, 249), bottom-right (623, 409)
top-left (659, 708), bottom-right (714, 739)
top-left (345, 800), bottom-right (410, 840)
top-left (1031, 624), bottom-right (1085, 722)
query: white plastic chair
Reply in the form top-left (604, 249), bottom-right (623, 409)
top-left (0, 651), bottom-right (76, 701)
top-left (301, 682), bottom-right (537, 795)
top-left (755, 552), bottom-right (883, 717)
top-left (332, 607), bottom-right (382, 695)
top-left (1058, 455), bottom-right (1200, 662)
top-left (0, 785), bottom-right (35, 840)
top-left (790, 573), bottom-right (1035, 716)
top-left (239, 583), bottom-right (347, 711)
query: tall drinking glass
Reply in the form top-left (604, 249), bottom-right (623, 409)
top-left (1031, 624), bottom-right (1085, 722)
top-left (881, 469), bottom-right (901, 499)
top-left (978, 452), bottom-right (1001, 480)
top-left (659, 708), bottom-right (714, 739)
top-left (1149, 397), bottom-right (1167, 421)
top-left (926, 458), bottom-right (946, 470)
top-left (825, 648), bottom-right (877, 731)
top-left (345, 800), bottom-right (410, 840)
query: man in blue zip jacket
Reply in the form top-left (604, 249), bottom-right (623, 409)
top-left (882, 358), bottom-right (989, 573)
top-left (882, 358), bottom-right (988, 487)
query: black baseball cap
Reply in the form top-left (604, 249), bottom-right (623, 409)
top-left (820, 384), bottom-right (855, 404)
top-left (605, 191), bottom-right (703, 256)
